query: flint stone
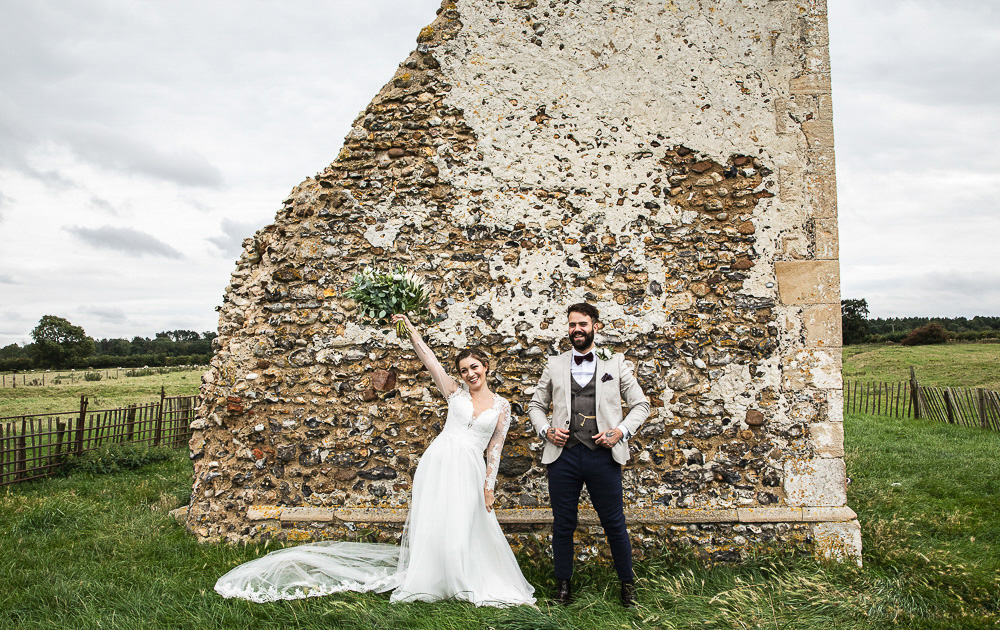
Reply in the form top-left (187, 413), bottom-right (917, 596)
top-left (371, 369), bottom-right (397, 391)
top-left (745, 410), bottom-right (765, 426)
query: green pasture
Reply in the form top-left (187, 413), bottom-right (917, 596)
top-left (1, 343), bottom-right (999, 627)
top-left (0, 367), bottom-right (204, 418)
top-left (1, 412), bottom-right (997, 629)
top-left (843, 342), bottom-right (1000, 389)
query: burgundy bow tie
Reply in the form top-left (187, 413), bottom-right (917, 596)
top-left (574, 352), bottom-right (594, 365)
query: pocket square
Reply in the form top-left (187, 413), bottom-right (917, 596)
top-left (601, 373), bottom-right (614, 382)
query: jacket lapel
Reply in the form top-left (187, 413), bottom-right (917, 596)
top-left (594, 350), bottom-right (605, 425)
top-left (560, 351), bottom-right (572, 424)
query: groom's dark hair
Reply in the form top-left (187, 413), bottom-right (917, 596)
top-left (567, 302), bottom-right (599, 322)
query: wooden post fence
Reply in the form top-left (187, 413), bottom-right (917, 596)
top-left (75, 395), bottom-right (89, 455)
top-left (153, 387), bottom-right (166, 447)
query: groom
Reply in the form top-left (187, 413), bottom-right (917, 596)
top-left (528, 302), bottom-right (650, 607)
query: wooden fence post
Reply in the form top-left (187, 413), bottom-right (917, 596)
top-left (126, 405), bottom-right (137, 442)
top-left (977, 388), bottom-right (988, 429)
top-left (943, 389), bottom-right (955, 424)
top-left (15, 419), bottom-right (27, 480)
top-left (54, 420), bottom-right (67, 465)
top-left (153, 387), bottom-right (165, 446)
top-left (909, 367), bottom-right (921, 419)
top-left (75, 395), bottom-right (89, 455)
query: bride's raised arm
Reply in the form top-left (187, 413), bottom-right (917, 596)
top-left (391, 314), bottom-right (459, 399)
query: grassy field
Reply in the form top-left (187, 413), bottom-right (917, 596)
top-left (0, 367), bottom-right (204, 418)
top-left (843, 342), bottom-right (1000, 389)
top-left (2, 345), bottom-right (999, 627)
top-left (1, 412), bottom-right (998, 629)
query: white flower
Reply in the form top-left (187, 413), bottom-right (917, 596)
top-left (595, 347), bottom-right (612, 361)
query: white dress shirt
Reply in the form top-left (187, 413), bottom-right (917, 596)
top-left (540, 347), bottom-right (631, 442)
top-left (570, 347), bottom-right (597, 387)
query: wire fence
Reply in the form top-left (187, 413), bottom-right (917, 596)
top-left (0, 389), bottom-right (198, 486)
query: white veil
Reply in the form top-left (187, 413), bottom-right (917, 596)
top-left (214, 539), bottom-right (407, 603)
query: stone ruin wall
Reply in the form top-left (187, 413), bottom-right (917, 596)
top-left (187, 0), bottom-right (859, 563)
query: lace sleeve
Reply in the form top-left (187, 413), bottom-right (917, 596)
top-left (484, 398), bottom-right (511, 492)
top-left (407, 329), bottom-right (459, 399)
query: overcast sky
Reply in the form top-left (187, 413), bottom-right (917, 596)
top-left (0, 0), bottom-right (997, 347)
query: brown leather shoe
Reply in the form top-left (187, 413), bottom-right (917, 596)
top-left (555, 578), bottom-right (572, 605)
top-left (620, 580), bottom-right (636, 608)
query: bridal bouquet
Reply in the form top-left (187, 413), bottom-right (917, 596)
top-left (344, 266), bottom-right (431, 337)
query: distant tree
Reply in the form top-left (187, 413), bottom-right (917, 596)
top-left (30, 315), bottom-right (95, 367)
top-left (0, 343), bottom-right (25, 359)
top-left (163, 330), bottom-right (201, 343)
top-left (901, 322), bottom-right (949, 346)
top-left (841, 298), bottom-right (870, 345)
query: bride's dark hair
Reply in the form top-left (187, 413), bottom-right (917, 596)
top-left (454, 348), bottom-right (490, 372)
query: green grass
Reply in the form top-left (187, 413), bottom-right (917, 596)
top-left (1, 414), bottom-right (998, 629)
top-left (843, 342), bottom-right (1000, 389)
top-left (0, 367), bottom-right (203, 418)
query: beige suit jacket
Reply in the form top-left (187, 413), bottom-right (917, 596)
top-left (528, 350), bottom-right (650, 465)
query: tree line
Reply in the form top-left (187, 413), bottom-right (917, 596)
top-left (0, 315), bottom-right (215, 371)
top-left (841, 299), bottom-right (1000, 345)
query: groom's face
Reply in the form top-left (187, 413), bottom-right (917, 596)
top-left (567, 312), bottom-right (597, 352)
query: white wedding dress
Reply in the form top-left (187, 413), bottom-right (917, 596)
top-left (215, 373), bottom-right (536, 607)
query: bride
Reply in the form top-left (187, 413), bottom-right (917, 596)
top-left (215, 314), bottom-right (536, 607)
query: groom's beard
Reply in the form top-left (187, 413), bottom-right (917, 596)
top-left (570, 330), bottom-right (594, 351)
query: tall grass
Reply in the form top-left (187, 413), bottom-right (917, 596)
top-left (2, 412), bottom-right (998, 629)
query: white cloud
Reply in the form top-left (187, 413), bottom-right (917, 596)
top-left (0, 0), bottom-right (995, 346)
top-left (830, 0), bottom-right (1000, 319)
top-left (207, 217), bottom-right (270, 259)
top-left (64, 225), bottom-right (184, 259)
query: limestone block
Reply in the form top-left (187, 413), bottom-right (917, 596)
top-left (802, 506), bottom-right (857, 522)
top-left (775, 261), bottom-right (840, 305)
top-left (789, 74), bottom-right (831, 95)
top-left (737, 507), bottom-right (803, 523)
top-left (812, 520), bottom-right (862, 565)
top-left (775, 98), bottom-right (793, 135)
top-left (814, 217), bottom-right (839, 260)
top-left (825, 389), bottom-right (844, 423)
top-left (815, 93), bottom-right (835, 120)
top-left (802, 303), bottom-right (842, 348)
top-left (801, 119), bottom-right (834, 150)
top-left (804, 166), bottom-right (838, 219)
top-left (247, 505), bottom-right (283, 521)
top-left (810, 422), bottom-right (844, 458)
top-left (781, 233), bottom-right (810, 259)
top-left (784, 458), bottom-right (847, 507)
top-left (334, 508), bottom-right (408, 523)
top-left (280, 507), bottom-right (336, 522)
top-left (778, 165), bottom-right (800, 201)
top-left (782, 348), bottom-right (842, 389)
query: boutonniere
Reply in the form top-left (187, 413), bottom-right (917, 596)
top-left (601, 373), bottom-right (614, 383)
top-left (595, 347), bottom-right (612, 361)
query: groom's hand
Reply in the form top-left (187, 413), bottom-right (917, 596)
top-left (593, 428), bottom-right (623, 448)
top-left (546, 427), bottom-right (569, 446)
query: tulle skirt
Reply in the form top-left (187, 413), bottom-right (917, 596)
top-left (215, 430), bottom-right (535, 607)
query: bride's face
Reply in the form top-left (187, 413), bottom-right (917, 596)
top-left (458, 357), bottom-right (488, 391)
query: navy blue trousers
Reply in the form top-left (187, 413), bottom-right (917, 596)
top-left (547, 443), bottom-right (633, 582)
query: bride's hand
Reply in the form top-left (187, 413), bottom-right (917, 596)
top-left (484, 487), bottom-right (495, 512)
top-left (391, 313), bottom-right (417, 335)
